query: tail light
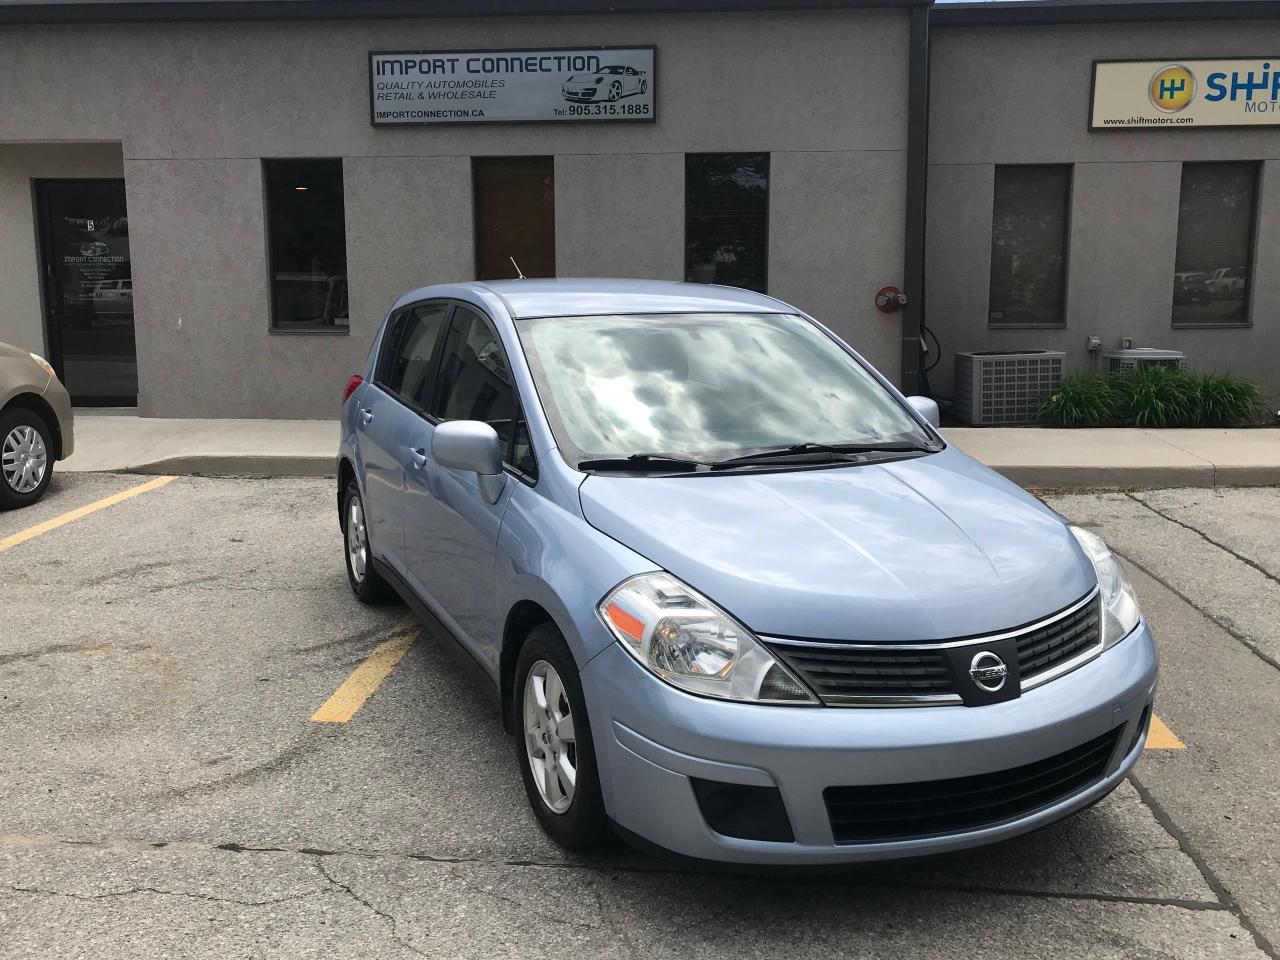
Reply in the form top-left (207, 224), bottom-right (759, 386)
top-left (342, 374), bottom-right (364, 405)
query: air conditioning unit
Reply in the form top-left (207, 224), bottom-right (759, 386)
top-left (1104, 348), bottom-right (1187, 374)
top-left (954, 350), bottom-right (1065, 426)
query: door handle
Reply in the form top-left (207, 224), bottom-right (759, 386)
top-left (409, 447), bottom-right (428, 469)
top-left (359, 407), bottom-right (373, 424)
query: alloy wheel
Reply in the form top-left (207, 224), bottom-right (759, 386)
top-left (523, 660), bottom-right (577, 814)
top-left (1, 425), bottom-right (47, 494)
top-left (347, 494), bottom-right (368, 583)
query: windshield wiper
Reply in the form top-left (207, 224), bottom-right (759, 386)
top-left (576, 453), bottom-right (709, 473)
top-left (710, 441), bottom-right (935, 469)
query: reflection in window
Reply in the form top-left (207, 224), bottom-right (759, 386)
top-left (265, 159), bottom-right (348, 330)
top-left (376, 302), bottom-right (450, 409)
top-left (685, 154), bottom-right (769, 293)
top-left (1172, 162), bottom-right (1257, 326)
top-left (989, 165), bottom-right (1071, 326)
top-left (521, 312), bottom-right (930, 465)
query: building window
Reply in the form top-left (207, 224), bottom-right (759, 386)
top-left (473, 157), bottom-right (555, 281)
top-left (264, 159), bottom-right (348, 331)
top-left (1172, 162), bottom-right (1257, 326)
top-left (988, 165), bottom-right (1071, 326)
top-left (685, 153), bottom-right (769, 293)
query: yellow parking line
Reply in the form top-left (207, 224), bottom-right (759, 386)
top-left (310, 615), bottom-right (419, 724)
top-left (0, 475), bottom-right (176, 553)
top-left (1146, 714), bottom-right (1186, 750)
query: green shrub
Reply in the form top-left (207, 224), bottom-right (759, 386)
top-left (1038, 373), bottom-right (1117, 428)
top-left (1184, 371), bottom-right (1264, 427)
top-left (1114, 365), bottom-right (1194, 428)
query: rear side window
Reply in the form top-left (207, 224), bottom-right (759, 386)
top-left (375, 301), bottom-right (450, 410)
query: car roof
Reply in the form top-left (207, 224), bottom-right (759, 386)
top-left (394, 278), bottom-right (794, 319)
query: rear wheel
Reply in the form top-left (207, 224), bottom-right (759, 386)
top-left (515, 624), bottom-right (611, 850)
top-left (0, 408), bottom-right (54, 510)
top-left (342, 479), bottom-right (395, 603)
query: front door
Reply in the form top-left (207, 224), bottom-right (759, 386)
top-left (404, 304), bottom-right (515, 670)
top-left (35, 179), bottom-right (137, 405)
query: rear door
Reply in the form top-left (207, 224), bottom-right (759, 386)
top-left (357, 300), bottom-right (451, 573)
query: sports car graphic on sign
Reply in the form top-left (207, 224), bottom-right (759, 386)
top-left (561, 65), bottom-right (649, 103)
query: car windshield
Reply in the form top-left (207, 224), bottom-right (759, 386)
top-left (599, 66), bottom-right (624, 74)
top-left (518, 312), bottom-right (935, 466)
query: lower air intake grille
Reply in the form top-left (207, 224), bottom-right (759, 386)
top-left (824, 726), bottom-right (1120, 843)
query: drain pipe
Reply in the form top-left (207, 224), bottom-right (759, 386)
top-left (900, 1), bottom-right (931, 395)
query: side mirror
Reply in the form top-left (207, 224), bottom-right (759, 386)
top-left (432, 420), bottom-right (506, 504)
top-left (906, 395), bottom-right (940, 428)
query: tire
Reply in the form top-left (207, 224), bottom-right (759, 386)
top-left (609, 81), bottom-right (622, 102)
top-left (514, 624), bottom-right (611, 851)
top-left (341, 479), bottom-right (396, 604)
top-left (640, 79), bottom-right (648, 94)
top-left (0, 407), bottom-right (54, 510)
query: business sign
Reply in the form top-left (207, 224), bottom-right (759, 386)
top-left (369, 47), bottom-right (656, 125)
top-left (1092, 58), bottom-right (1280, 129)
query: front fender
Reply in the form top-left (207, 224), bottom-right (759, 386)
top-left (495, 480), bottom-right (657, 670)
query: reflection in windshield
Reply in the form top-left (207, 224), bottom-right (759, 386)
top-left (520, 313), bottom-right (930, 463)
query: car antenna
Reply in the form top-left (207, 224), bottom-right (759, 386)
top-left (509, 257), bottom-right (525, 280)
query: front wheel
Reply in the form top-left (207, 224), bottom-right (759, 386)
top-left (0, 408), bottom-right (54, 510)
top-left (342, 480), bottom-right (396, 604)
top-left (515, 624), bottom-right (611, 850)
top-left (608, 81), bottom-right (622, 102)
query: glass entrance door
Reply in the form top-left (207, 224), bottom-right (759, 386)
top-left (36, 179), bottom-right (137, 405)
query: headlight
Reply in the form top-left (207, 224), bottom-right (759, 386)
top-left (29, 353), bottom-right (55, 377)
top-left (1069, 526), bottom-right (1141, 648)
top-left (598, 572), bottom-right (816, 704)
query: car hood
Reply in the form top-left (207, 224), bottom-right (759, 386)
top-left (578, 446), bottom-right (1095, 642)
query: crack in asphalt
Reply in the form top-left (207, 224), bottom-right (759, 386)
top-left (1110, 545), bottom-right (1280, 674)
top-left (4, 881), bottom-right (321, 908)
top-left (1127, 492), bottom-right (1280, 592)
top-left (314, 857), bottom-right (430, 959)
top-left (1128, 775), bottom-right (1279, 960)
top-left (0, 832), bottom-right (1232, 914)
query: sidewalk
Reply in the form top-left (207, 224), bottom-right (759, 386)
top-left (63, 414), bottom-right (1280, 489)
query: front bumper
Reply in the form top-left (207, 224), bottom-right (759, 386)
top-left (581, 621), bottom-right (1158, 864)
top-left (562, 87), bottom-right (600, 102)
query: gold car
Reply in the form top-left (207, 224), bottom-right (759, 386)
top-left (0, 341), bottom-right (74, 509)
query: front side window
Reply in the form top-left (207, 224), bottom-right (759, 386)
top-left (989, 165), bottom-right (1071, 326)
top-left (1172, 162), bottom-right (1257, 326)
top-left (685, 154), bottom-right (769, 293)
top-left (264, 159), bottom-right (348, 330)
top-left (431, 307), bottom-right (534, 479)
top-left (519, 312), bottom-right (931, 465)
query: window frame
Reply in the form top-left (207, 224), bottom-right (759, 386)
top-left (987, 163), bottom-right (1073, 330)
top-left (1170, 160), bottom-right (1259, 330)
top-left (683, 152), bottom-right (771, 295)
top-left (377, 298), bottom-right (537, 485)
top-left (262, 157), bottom-right (350, 336)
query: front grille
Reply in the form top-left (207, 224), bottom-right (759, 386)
top-left (772, 647), bottom-right (953, 702)
top-left (765, 590), bottom-right (1101, 705)
top-left (1017, 597), bottom-right (1101, 681)
top-left (824, 726), bottom-right (1120, 843)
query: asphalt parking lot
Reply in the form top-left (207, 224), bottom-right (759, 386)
top-left (1, 473), bottom-right (1278, 960)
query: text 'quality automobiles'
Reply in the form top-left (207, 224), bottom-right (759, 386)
top-left (336, 279), bottom-right (1157, 865)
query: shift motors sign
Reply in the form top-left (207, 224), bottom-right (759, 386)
top-left (369, 46), bottom-right (656, 125)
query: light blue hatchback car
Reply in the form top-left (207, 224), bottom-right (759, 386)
top-left (337, 279), bottom-right (1157, 865)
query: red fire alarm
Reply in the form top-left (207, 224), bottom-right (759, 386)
top-left (875, 286), bottom-right (907, 314)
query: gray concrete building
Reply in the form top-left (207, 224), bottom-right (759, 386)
top-left (0, 0), bottom-right (1276, 419)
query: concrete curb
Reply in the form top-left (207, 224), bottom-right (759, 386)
top-left (119, 455), bottom-right (336, 478)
